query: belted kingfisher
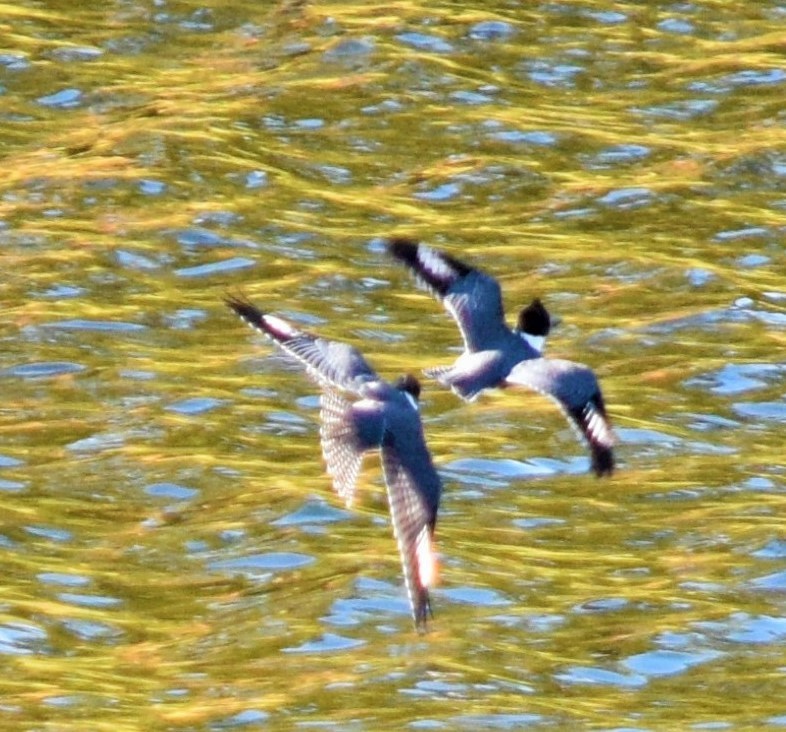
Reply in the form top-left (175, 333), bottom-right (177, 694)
top-left (226, 295), bottom-right (442, 628)
top-left (387, 238), bottom-right (615, 476)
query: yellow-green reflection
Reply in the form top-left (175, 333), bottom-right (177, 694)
top-left (1, 0), bottom-right (786, 729)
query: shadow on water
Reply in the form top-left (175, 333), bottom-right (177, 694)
top-left (2, 0), bottom-right (786, 728)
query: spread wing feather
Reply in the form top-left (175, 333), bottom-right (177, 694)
top-left (507, 358), bottom-right (615, 476)
top-left (225, 295), bottom-right (377, 392)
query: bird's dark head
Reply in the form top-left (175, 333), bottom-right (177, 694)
top-left (394, 373), bottom-right (421, 401)
top-left (517, 298), bottom-right (551, 337)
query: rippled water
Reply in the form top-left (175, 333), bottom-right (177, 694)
top-left (3, 1), bottom-right (786, 729)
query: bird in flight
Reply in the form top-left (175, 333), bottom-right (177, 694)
top-left (226, 294), bottom-right (443, 628)
top-left (387, 238), bottom-right (615, 476)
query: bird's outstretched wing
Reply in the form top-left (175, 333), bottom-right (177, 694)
top-left (225, 295), bottom-right (377, 392)
top-left (507, 358), bottom-right (615, 476)
top-left (319, 389), bottom-right (366, 506)
top-left (387, 238), bottom-right (510, 352)
top-left (380, 440), bottom-right (440, 630)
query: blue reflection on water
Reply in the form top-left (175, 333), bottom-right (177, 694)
top-left (623, 648), bottom-right (722, 677)
top-left (209, 552), bottom-right (315, 574)
top-left (282, 632), bottom-right (365, 654)
top-left (166, 397), bottom-right (226, 415)
top-left (42, 319), bottom-right (146, 332)
top-left (1, 361), bottom-right (86, 379)
top-left (555, 665), bottom-right (647, 688)
top-left (175, 257), bottom-right (256, 278)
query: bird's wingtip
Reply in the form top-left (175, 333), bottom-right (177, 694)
top-left (223, 292), bottom-right (273, 335)
top-left (386, 237), bottom-right (420, 261)
top-left (414, 593), bottom-right (433, 633)
top-left (592, 447), bottom-right (615, 477)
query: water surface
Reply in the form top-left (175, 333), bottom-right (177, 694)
top-left (2, 1), bottom-right (786, 729)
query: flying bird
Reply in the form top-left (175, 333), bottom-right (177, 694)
top-left (225, 294), bottom-right (442, 628)
top-left (387, 238), bottom-right (615, 476)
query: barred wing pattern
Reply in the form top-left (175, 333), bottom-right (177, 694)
top-left (319, 389), bottom-right (366, 506)
top-left (227, 294), bottom-right (443, 629)
top-left (507, 358), bottom-right (615, 476)
top-left (388, 238), bottom-right (511, 352)
top-left (380, 444), bottom-right (438, 628)
top-left (225, 295), bottom-right (377, 392)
